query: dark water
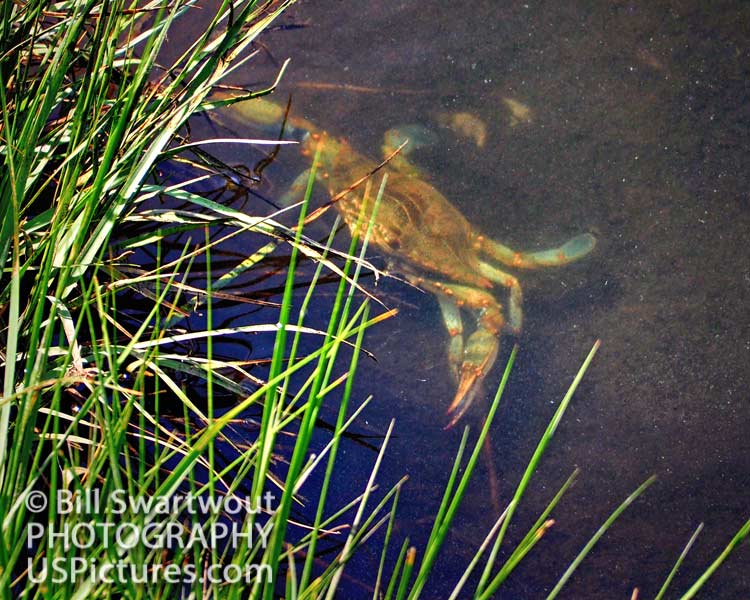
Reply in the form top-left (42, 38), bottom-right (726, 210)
top-left (177, 1), bottom-right (750, 597)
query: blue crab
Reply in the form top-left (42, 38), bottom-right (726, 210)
top-left (242, 96), bottom-right (596, 427)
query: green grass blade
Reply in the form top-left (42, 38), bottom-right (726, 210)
top-left (654, 523), bottom-right (703, 600)
top-left (545, 475), bottom-right (657, 600)
top-left (408, 344), bottom-right (518, 599)
top-left (678, 518), bottom-right (750, 600)
top-left (477, 340), bottom-right (600, 596)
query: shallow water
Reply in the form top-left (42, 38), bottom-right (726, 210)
top-left (175, 1), bottom-right (749, 597)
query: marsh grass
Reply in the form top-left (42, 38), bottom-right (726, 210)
top-left (1, 0), bottom-right (747, 598)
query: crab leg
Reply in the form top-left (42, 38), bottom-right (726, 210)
top-left (448, 324), bottom-right (499, 428)
top-left (476, 232), bottom-right (596, 269)
top-left (477, 262), bottom-right (523, 334)
top-left (381, 125), bottom-right (438, 178)
top-left (414, 279), bottom-right (504, 428)
top-left (435, 295), bottom-right (464, 382)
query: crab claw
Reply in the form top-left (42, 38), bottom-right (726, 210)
top-left (445, 371), bottom-right (483, 429)
top-left (444, 328), bottom-right (499, 429)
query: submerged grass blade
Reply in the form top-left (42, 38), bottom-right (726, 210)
top-left (654, 523), bottom-right (704, 600)
top-left (407, 344), bottom-right (518, 599)
top-left (325, 419), bottom-right (397, 598)
top-left (4, 1), bottom-right (746, 597)
top-left (476, 340), bottom-right (600, 597)
top-left (479, 469), bottom-right (579, 592)
top-left (545, 475), bottom-right (657, 600)
top-left (678, 519), bottom-right (750, 600)
top-left (373, 485), bottom-right (404, 600)
top-left (447, 502), bottom-right (513, 600)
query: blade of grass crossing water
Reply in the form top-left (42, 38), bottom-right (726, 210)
top-left (384, 539), bottom-right (411, 600)
top-left (325, 419), bottom-right (397, 598)
top-left (298, 477), bottom-right (408, 598)
top-left (483, 469), bottom-right (579, 590)
top-left (249, 144), bottom-right (356, 600)
top-left (298, 299), bottom-right (370, 591)
top-left (251, 145), bottom-right (321, 508)
top-left (512, 469), bottom-right (579, 560)
top-left (654, 523), bottom-right (703, 600)
top-left (447, 501), bottom-right (513, 600)
top-left (297, 174), bottom-right (388, 590)
top-left (476, 340), bottom-right (600, 597)
top-left (545, 475), bottom-right (657, 600)
top-left (678, 518), bottom-right (750, 600)
top-left (407, 344), bottom-right (518, 599)
top-left (373, 485), bottom-right (404, 600)
top-left (0, 225), bottom-right (19, 492)
top-left (420, 428), bottom-right (469, 555)
top-left (279, 216), bottom-right (341, 420)
top-left (395, 547), bottom-right (417, 600)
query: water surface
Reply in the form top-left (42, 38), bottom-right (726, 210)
top-left (183, 2), bottom-right (749, 597)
